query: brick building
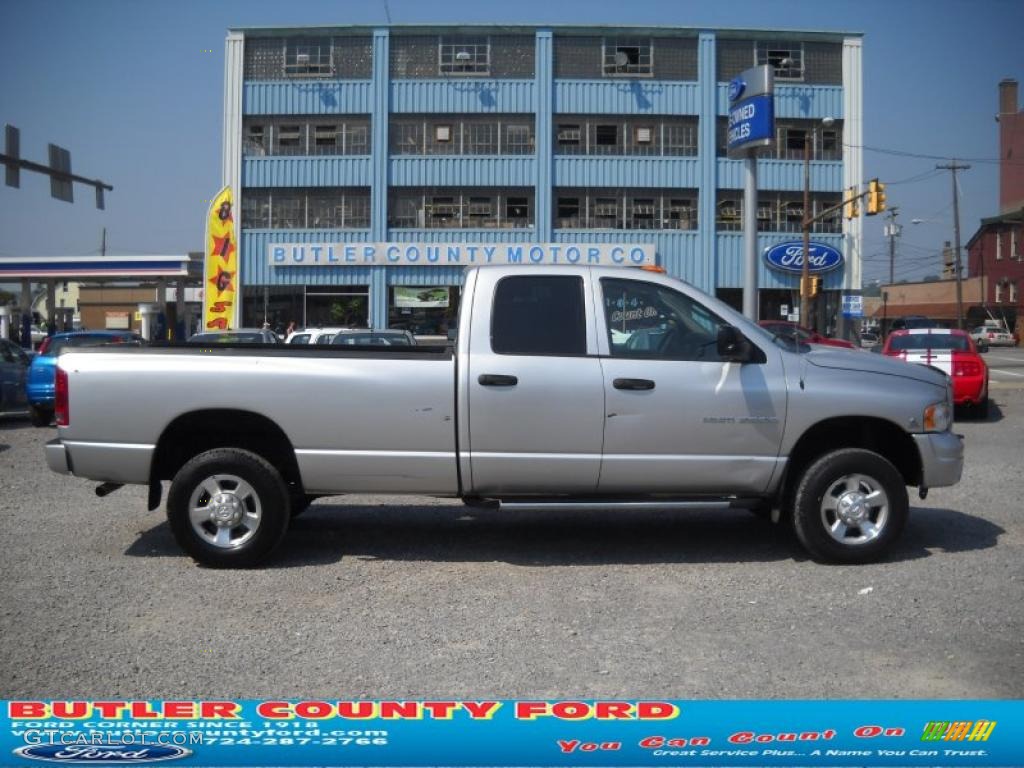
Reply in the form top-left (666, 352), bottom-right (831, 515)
top-left (966, 79), bottom-right (1024, 333)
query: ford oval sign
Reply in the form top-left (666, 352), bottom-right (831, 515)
top-left (763, 241), bottom-right (844, 274)
top-left (728, 77), bottom-right (746, 102)
top-left (13, 745), bottom-right (192, 764)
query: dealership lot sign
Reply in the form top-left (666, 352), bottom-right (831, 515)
top-left (269, 243), bottom-right (656, 267)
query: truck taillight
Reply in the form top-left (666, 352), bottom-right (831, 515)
top-left (953, 359), bottom-right (982, 377)
top-left (55, 366), bottom-right (69, 426)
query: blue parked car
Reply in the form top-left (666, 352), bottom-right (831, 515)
top-left (27, 331), bottom-right (143, 426)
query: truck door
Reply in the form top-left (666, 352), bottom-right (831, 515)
top-left (595, 275), bottom-right (787, 495)
top-left (465, 270), bottom-right (605, 494)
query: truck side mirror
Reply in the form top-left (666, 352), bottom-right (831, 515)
top-left (717, 324), bottom-right (753, 363)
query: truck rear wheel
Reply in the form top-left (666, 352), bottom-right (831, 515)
top-left (167, 448), bottom-right (290, 567)
top-left (791, 448), bottom-right (908, 564)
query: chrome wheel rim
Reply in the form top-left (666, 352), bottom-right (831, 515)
top-left (188, 474), bottom-right (262, 549)
top-left (820, 473), bottom-right (889, 546)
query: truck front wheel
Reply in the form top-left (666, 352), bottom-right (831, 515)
top-left (791, 448), bottom-right (908, 564)
top-left (167, 448), bottom-right (290, 567)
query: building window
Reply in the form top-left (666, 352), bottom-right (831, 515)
top-left (244, 124), bottom-right (267, 156)
top-left (313, 124), bottom-right (339, 154)
top-left (603, 37), bottom-right (653, 77)
top-left (285, 38), bottom-right (333, 77)
top-left (1013, 228), bottom-right (1019, 259)
top-left (466, 123), bottom-right (497, 154)
top-left (504, 124), bottom-right (533, 154)
top-left (782, 127), bottom-right (808, 158)
top-left (241, 188), bottom-right (370, 230)
top-left (505, 196), bottom-right (529, 225)
top-left (389, 286), bottom-right (461, 337)
top-left (667, 198), bottom-right (695, 230)
top-left (663, 123), bottom-right (697, 156)
top-left (629, 197), bottom-right (656, 229)
top-left (388, 189), bottom-right (534, 229)
top-left (439, 36), bottom-right (489, 75)
top-left (1011, 282), bottom-right (1019, 303)
top-left (821, 128), bottom-right (840, 160)
top-left (557, 197), bottom-right (581, 228)
top-left (756, 41), bottom-right (803, 81)
top-left (557, 124), bottom-right (582, 151)
top-left (593, 196), bottom-right (621, 228)
top-left (594, 124), bottom-right (619, 152)
top-left (276, 125), bottom-right (303, 155)
top-left (995, 282), bottom-right (1003, 303)
top-left (717, 199), bottom-right (741, 231)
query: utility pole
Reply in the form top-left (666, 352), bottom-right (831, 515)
top-left (884, 207), bottom-right (900, 285)
top-left (937, 161), bottom-right (970, 329)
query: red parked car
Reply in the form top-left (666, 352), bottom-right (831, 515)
top-left (758, 321), bottom-right (857, 349)
top-left (883, 328), bottom-right (989, 416)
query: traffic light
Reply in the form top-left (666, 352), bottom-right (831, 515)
top-left (800, 276), bottom-right (821, 298)
top-left (844, 186), bottom-right (860, 219)
top-left (867, 178), bottom-right (886, 216)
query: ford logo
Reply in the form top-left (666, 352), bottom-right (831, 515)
top-left (763, 241), bottom-right (844, 274)
top-left (13, 745), bottom-right (191, 764)
top-left (728, 77), bottom-right (746, 102)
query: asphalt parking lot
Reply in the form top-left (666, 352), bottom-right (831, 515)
top-left (1, 389), bottom-right (1022, 700)
top-left (984, 345), bottom-right (1024, 384)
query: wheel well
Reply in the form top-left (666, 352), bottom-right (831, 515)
top-left (150, 409), bottom-right (303, 495)
top-left (780, 417), bottom-right (922, 506)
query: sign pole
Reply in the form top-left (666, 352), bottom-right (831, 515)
top-left (742, 156), bottom-right (758, 320)
top-left (727, 65), bottom-right (775, 323)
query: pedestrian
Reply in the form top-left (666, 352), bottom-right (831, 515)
top-left (285, 320), bottom-right (297, 337)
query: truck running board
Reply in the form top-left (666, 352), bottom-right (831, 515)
top-left (489, 498), bottom-right (762, 513)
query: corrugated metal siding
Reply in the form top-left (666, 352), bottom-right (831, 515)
top-left (716, 84), bottom-right (844, 119)
top-left (389, 80), bottom-right (536, 113)
top-left (389, 156), bottom-right (535, 187)
top-left (243, 230), bottom-right (374, 285)
top-left (697, 33), bottom-right (717, 288)
top-left (554, 81), bottom-right (700, 115)
top-left (715, 232), bottom-right (846, 289)
top-left (716, 158), bottom-right (843, 192)
top-left (242, 157), bottom-right (372, 187)
top-left (243, 81), bottom-right (373, 115)
top-left (552, 230), bottom-right (707, 290)
top-left (553, 157), bottom-right (699, 188)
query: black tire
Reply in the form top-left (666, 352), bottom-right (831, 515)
top-left (29, 405), bottom-right (52, 427)
top-left (791, 448), bottom-right (908, 564)
top-left (167, 448), bottom-right (290, 567)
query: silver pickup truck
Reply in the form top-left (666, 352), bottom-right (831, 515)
top-left (46, 265), bottom-right (963, 567)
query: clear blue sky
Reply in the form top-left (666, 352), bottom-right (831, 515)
top-left (1, 0), bottom-right (1021, 285)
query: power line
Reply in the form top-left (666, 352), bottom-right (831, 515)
top-left (846, 142), bottom-right (1021, 167)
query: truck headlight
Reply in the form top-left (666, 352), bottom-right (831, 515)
top-left (924, 401), bottom-right (952, 432)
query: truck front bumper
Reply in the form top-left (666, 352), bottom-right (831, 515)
top-left (46, 439), bottom-right (71, 475)
top-left (912, 431), bottom-right (964, 489)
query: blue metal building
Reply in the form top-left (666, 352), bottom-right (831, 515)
top-left (222, 25), bottom-right (863, 334)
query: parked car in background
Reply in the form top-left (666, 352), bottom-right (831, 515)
top-left (187, 329), bottom-right (280, 344)
top-left (883, 328), bottom-right (988, 417)
top-left (285, 327), bottom-right (348, 345)
top-left (859, 331), bottom-right (879, 349)
top-left (0, 339), bottom-right (32, 413)
top-left (970, 325), bottom-right (1016, 350)
top-left (758, 321), bottom-right (857, 349)
top-left (330, 329), bottom-right (417, 347)
top-left (27, 331), bottom-right (143, 426)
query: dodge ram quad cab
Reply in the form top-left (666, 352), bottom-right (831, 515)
top-left (46, 265), bottom-right (964, 567)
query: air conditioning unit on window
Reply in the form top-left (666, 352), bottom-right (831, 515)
top-left (296, 53), bottom-right (311, 64)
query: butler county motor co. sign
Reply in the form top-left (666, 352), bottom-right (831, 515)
top-left (269, 242), bottom-right (656, 268)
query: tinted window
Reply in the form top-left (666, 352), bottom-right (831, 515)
top-left (491, 276), bottom-right (586, 355)
top-left (890, 334), bottom-right (969, 352)
top-left (188, 333), bottom-right (264, 344)
top-left (332, 333), bottom-right (413, 346)
top-left (602, 278), bottom-right (726, 361)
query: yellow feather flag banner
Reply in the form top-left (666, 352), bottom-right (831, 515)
top-left (203, 186), bottom-right (238, 331)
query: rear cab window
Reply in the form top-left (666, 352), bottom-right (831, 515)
top-left (491, 275), bottom-right (587, 356)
